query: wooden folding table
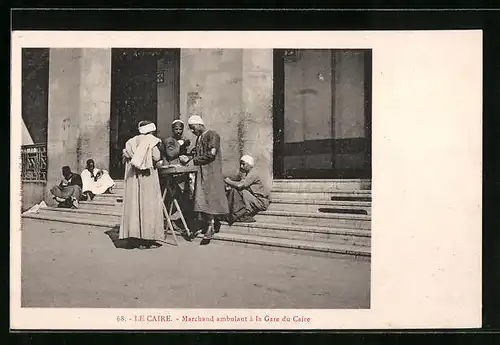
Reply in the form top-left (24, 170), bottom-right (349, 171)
top-left (158, 165), bottom-right (198, 245)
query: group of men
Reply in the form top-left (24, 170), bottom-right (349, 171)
top-left (49, 115), bottom-right (270, 246)
top-left (50, 159), bottom-right (115, 209)
top-left (160, 116), bottom-right (271, 242)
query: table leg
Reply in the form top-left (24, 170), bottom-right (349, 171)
top-left (173, 198), bottom-right (191, 237)
top-left (166, 182), bottom-right (191, 237)
top-left (162, 188), bottom-right (178, 246)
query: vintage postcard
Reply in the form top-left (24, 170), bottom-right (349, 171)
top-left (10, 30), bottom-right (482, 330)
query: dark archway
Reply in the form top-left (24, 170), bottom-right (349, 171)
top-left (109, 48), bottom-right (180, 179)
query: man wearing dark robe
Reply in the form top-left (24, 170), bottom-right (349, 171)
top-left (50, 166), bottom-right (83, 208)
top-left (158, 119), bottom-right (195, 233)
top-left (222, 155), bottom-right (270, 226)
top-left (160, 119), bottom-right (192, 166)
top-left (187, 115), bottom-right (228, 243)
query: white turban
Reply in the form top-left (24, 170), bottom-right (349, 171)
top-left (138, 122), bottom-right (156, 134)
top-left (187, 115), bottom-right (205, 125)
top-left (172, 119), bottom-right (184, 126)
top-left (240, 155), bottom-right (255, 166)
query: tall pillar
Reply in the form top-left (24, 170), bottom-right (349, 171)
top-left (241, 49), bottom-right (274, 188)
top-left (46, 48), bottom-right (111, 204)
top-left (47, 48), bottom-right (81, 197)
top-left (78, 49), bottom-right (112, 171)
top-left (179, 49), bottom-right (243, 177)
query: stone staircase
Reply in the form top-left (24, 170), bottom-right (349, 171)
top-left (22, 179), bottom-right (372, 260)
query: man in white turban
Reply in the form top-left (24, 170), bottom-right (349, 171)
top-left (119, 120), bottom-right (165, 249)
top-left (185, 115), bottom-right (228, 243)
top-left (158, 118), bottom-right (195, 232)
top-left (222, 154), bottom-right (270, 227)
top-left (160, 119), bottom-right (192, 166)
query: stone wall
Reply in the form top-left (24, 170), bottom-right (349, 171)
top-left (179, 49), bottom-right (273, 187)
top-left (46, 48), bottom-right (111, 204)
top-left (241, 50), bottom-right (274, 189)
top-left (21, 181), bottom-right (46, 211)
top-left (179, 49), bottom-right (243, 178)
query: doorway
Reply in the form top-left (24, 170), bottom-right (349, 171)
top-left (109, 48), bottom-right (180, 179)
top-left (273, 49), bottom-right (372, 179)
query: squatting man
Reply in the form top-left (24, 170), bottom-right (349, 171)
top-left (159, 116), bottom-right (271, 243)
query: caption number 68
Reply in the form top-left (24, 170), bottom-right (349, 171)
top-left (117, 316), bottom-right (126, 322)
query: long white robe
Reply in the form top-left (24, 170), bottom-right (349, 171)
top-left (119, 134), bottom-right (165, 241)
top-left (81, 168), bottom-right (114, 195)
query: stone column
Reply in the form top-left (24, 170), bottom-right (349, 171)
top-left (46, 48), bottom-right (111, 204)
top-left (78, 48), bottom-right (112, 171)
top-left (47, 48), bottom-right (82, 202)
top-left (179, 49), bottom-right (243, 177)
top-left (241, 49), bottom-right (274, 189)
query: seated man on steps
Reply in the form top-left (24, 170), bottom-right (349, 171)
top-left (50, 166), bottom-right (83, 209)
top-left (81, 159), bottom-right (115, 201)
top-left (221, 155), bottom-right (270, 228)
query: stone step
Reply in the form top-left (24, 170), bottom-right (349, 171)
top-left (113, 179), bottom-right (370, 187)
top-left (271, 198), bottom-right (371, 206)
top-left (272, 179), bottom-right (371, 192)
top-left (37, 211), bottom-right (120, 226)
top-left (272, 188), bottom-right (371, 195)
top-left (92, 194), bottom-right (124, 203)
top-left (78, 202), bottom-right (371, 219)
top-left (39, 207), bottom-right (121, 219)
top-left (21, 213), bottom-right (369, 259)
top-left (88, 195), bottom-right (372, 215)
top-left (112, 180), bottom-right (371, 193)
top-left (22, 211), bottom-right (119, 229)
top-left (269, 199), bottom-right (371, 215)
top-left (210, 232), bottom-right (370, 260)
top-left (220, 222), bottom-right (370, 247)
top-left (90, 188), bottom-right (372, 204)
top-left (270, 191), bottom-right (371, 202)
top-left (39, 206), bottom-right (371, 230)
top-left (255, 210), bottom-right (371, 230)
top-left (79, 201), bottom-right (123, 212)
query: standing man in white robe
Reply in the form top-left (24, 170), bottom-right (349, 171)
top-left (119, 120), bottom-right (165, 249)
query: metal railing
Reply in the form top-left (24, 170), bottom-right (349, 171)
top-left (21, 143), bottom-right (47, 181)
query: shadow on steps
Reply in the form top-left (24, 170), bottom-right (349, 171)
top-left (318, 208), bottom-right (368, 215)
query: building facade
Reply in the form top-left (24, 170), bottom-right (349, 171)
top-left (21, 48), bottom-right (371, 209)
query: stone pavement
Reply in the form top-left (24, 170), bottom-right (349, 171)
top-left (20, 218), bottom-right (370, 309)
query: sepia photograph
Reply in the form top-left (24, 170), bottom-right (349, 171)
top-left (19, 47), bottom-right (372, 309)
top-left (11, 30), bottom-right (482, 330)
